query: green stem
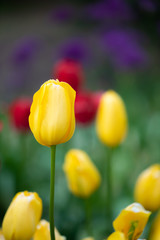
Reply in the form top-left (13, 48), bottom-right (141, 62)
top-left (50, 145), bottom-right (56, 240)
top-left (84, 198), bottom-right (92, 236)
top-left (106, 147), bottom-right (113, 223)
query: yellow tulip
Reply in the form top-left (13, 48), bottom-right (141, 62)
top-left (96, 90), bottom-right (127, 147)
top-left (134, 164), bottom-right (160, 211)
top-left (149, 211), bottom-right (160, 240)
top-left (82, 238), bottom-right (94, 240)
top-left (2, 191), bottom-right (42, 240)
top-left (63, 149), bottom-right (101, 198)
top-left (0, 230), bottom-right (5, 240)
top-left (113, 203), bottom-right (151, 240)
top-left (107, 231), bottom-right (126, 240)
top-left (33, 220), bottom-right (66, 240)
top-left (29, 79), bottom-right (76, 146)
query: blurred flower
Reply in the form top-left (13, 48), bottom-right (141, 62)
top-left (149, 210), bottom-right (160, 240)
top-left (107, 231), bottom-right (126, 240)
top-left (2, 191), bottom-right (42, 240)
top-left (82, 238), bottom-right (94, 240)
top-left (113, 203), bottom-right (151, 240)
top-left (0, 120), bottom-right (3, 132)
top-left (58, 38), bottom-right (89, 62)
top-left (134, 164), bottom-right (160, 211)
top-left (11, 38), bottom-right (38, 65)
top-left (92, 91), bottom-right (104, 111)
top-left (96, 90), bottom-right (128, 147)
top-left (9, 97), bottom-right (32, 132)
top-left (29, 79), bottom-right (76, 146)
top-left (0, 230), bottom-right (5, 240)
top-left (63, 149), bottom-right (101, 198)
top-left (53, 59), bottom-right (84, 92)
top-left (101, 29), bottom-right (148, 69)
top-left (85, 0), bottom-right (133, 22)
top-left (49, 5), bottom-right (74, 23)
top-left (75, 92), bottom-right (97, 126)
top-left (33, 220), bottom-right (66, 240)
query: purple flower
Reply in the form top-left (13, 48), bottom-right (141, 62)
top-left (85, 0), bottom-right (133, 22)
top-left (49, 5), bottom-right (75, 22)
top-left (11, 38), bottom-right (38, 65)
top-left (57, 38), bottom-right (89, 62)
top-left (101, 29), bottom-right (148, 69)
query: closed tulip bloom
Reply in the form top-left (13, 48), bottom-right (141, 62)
top-left (107, 231), bottom-right (126, 240)
top-left (2, 191), bottom-right (42, 240)
top-left (82, 238), bottom-right (94, 240)
top-left (149, 211), bottom-right (160, 240)
top-left (9, 97), bottom-right (32, 132)
top-left (33, 220), bottom-right (65, 240)
top-left (29, 79), bottom-right (76, 146)
top-left (96, 90), bottom-right (127, 147)
top-left (134, 164), bottom-right (160, 211)
top-left (53, 59), bottom-right (84, 92)
top-left (113, 203), bottom-right (151, 240)
top-left (63, 149), bottom-right (101, 198)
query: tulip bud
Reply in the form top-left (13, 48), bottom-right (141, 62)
top-left (75, 92), bottom-right (97, 126)
top-left (96, 90), bottom-right (128, 147)
top-left (149, 211), bottom-right (160, 240)
top-left (53, 59), bottom-right (84, 92)
top-left (29, 79), bottom-right (76, 146)
top-left (107, 231), bottom-right (126, 240)
top-left (134, 164), bottom-right (160, 211)
top-left (33, 220), bottom-right (66, 240)
top-left (113, 203), bottom-right (151, 240)
top-left (82, 238), bottom-right (94, 240)
top-left (63, 149), bottom-right (101, 198)
top-left (2, 191), bottom-right (42, 240)
top-left (9, 97), bottom-right (32, 132)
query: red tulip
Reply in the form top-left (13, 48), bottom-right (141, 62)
top-left (75, 92), bottom-right (97, 126)
top-left (9, 98), bottom-right (32, 132)
top-left (92, 91), bottom-right (104, 111)
top-left (53, 59), bottom-right (84, 92)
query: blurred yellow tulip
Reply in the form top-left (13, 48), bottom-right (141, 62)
top-left (33, 220), bottom-right (65, 240)
top-left (63, 149), bottom-right (101, 198)
top-left (113, 203), bottom-right (151, 240)
top-left (0, 230), bottom-right (5, 240)
top-left (134, 164), bottom-right (160, 211)
top-left (96, 90), bottom-right (127, 147)
top-left (149, 211), bottom-right (160, 240)
top-left (2, 191), bottom-right (42, 240)
top-left (82, 238), bottom-right (94, 240)
top-left (29, 79), bottom-right (76, 147)
top-left (107, 231), bottom-right (126, 240)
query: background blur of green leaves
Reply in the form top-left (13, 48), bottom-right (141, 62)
top-left (0, 1), bottom-right (160, 239)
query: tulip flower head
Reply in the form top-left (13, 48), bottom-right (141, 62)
top-left (96, 90), bottom-right (128, 147)
top-left (134, 164), bottom-right (160, 211)
top-left (82, 238), bottom-right (94, 240)
top-left (9, 97), bottom-right (32, 132)
top-left (75, 92), bottom-right (97, 126)
top-left (53, 59), bottom-right (84, 92)
top-left (29, 79), bottom-right (76, 147)
top-left (107, 231), bottom-right (126, 240)
top-left (33, 220), bottom-right (66, 240)
top-left (2, 191), bottom-right (42, 240)
top-left (113, 203), bottom-right (151, 240)
top-left (63, 149), bottom-right (101, 198)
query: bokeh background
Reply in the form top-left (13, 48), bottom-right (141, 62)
top-left (0, 0), bottom-right (160, 239)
